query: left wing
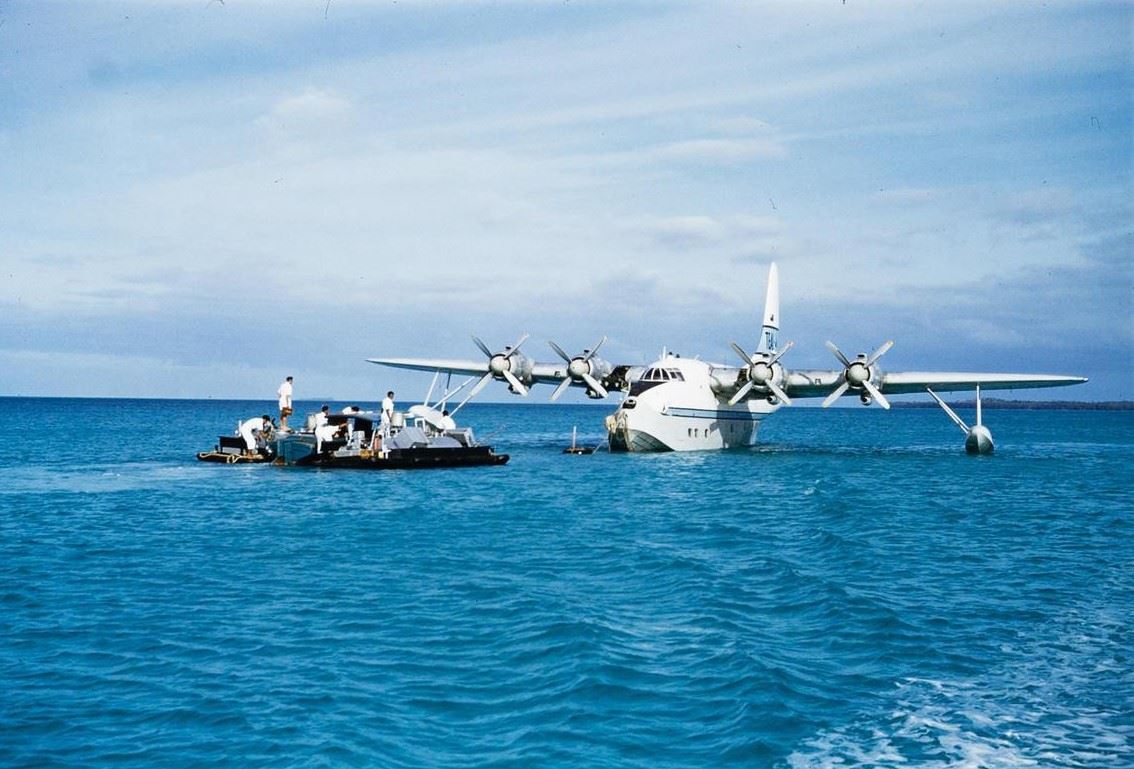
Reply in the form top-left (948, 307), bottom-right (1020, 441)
top-left (784, 372), bottom-right (1084, 401)
top-left (879, 371), bottom-right (1087, 395)
top-left (782, 370), bottom-right (1087, 399)
top-left (774, 339), bottom-right (1086, 406)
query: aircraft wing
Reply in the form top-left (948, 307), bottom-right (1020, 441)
top-left (530, 362), bottom-right (575, 384)
top-left (878, 371), bottom-right (1087, 395)
top-left (366, 357), bottom-right (489, 377)
top-left (365, 357), bottom-right (613, 387)
top-left (783, 370), bottom-right (1087, 399)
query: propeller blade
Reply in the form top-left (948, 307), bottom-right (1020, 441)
top-left (548, 340), bottom-right (572, 364)
top-left (821, 379), bottom-right (850, 408)
top-left (580, 372), bottom-right (608, 399)
top-left (865, 340), bottom-right (894, 366)
top-left (584, 336), bottom-right (607, 362)
top-left (730, 342), bottom-right (753, 366)
top-left (505, 333), bottom-right (530, 358)
top-left (767, 340), bottom-right (795, 366)
top-left (825, 341), bottom-right (852, 368)
top-left (862, 380), bottom-right (891, 410)
top-left (728, 381), bottom-right (754, 406)
top-left (472, 336), bottom-right (493, 358)
top-left (767, 380), bottom-right (792, 406)
top-left (502, 369), bottom-right (529, 396)
top-left (550, 377), bottom-right (573, 402)
top-left (467, 372), bottom-right (494, 399)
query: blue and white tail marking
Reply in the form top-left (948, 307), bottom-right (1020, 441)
top-left (757, 262), bottom-right (780, 355)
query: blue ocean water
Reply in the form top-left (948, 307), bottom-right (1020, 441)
top-left (0, 397), bottom-right (1130, 768)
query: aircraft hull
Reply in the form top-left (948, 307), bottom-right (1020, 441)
top-left (606, 357), bottom-right (777, 452)
top-left (608, 417), bottom-right (767, 452)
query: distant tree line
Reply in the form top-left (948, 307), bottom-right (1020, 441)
top-left (894, 399), bottom-right (1132, 411)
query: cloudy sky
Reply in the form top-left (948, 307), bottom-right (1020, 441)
top-left (1, 1), bottom-right (1130, 402)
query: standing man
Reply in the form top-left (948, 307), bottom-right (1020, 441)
top-left (277, 376), bottom-right (294, 431)
top-left (381, 390), bottom-right (396, 431)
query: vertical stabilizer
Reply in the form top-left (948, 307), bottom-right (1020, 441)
top-left (757, 262), bottom-right (780, 354)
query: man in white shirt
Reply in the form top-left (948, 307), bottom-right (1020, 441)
top-left (314, 405), bottom-right (338, 452)
top-left (314, 405), bottom-right (330, 429)
top-left (381, 391), bottom-right (395, 429)
top-left (277, 376), bottom-right (294, 430)
top-left (239, 415), bottom-right (273, 455)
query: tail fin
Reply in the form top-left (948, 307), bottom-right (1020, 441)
top-left (756, 262), bottom-right (780, 354)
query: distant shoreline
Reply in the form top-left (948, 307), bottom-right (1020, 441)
top-left (892, 399), bottom-right (1133, 411)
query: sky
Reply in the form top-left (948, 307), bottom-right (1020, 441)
top-left (1, 0), bottom-right (1130, 402)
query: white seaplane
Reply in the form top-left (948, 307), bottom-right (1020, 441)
top-left (367, 264), bottom-right (1086, 454)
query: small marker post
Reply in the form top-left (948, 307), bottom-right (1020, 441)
top-left (563, 425), bottom-right (596, 455)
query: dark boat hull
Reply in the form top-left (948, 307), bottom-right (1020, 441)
top-left (295, 446), bottom-right (508, 469)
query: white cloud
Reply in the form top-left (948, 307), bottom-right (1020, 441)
top-left (267, 88), bottom-right (352, 122)
top-left (651, 137), bottom-right (788, 163)
top-left (626, 214), bottom-right (783, 256)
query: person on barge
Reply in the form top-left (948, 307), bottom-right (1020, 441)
top-left (277, 376), bottom-right (294, 430)
top-left (239, 415), bottom-right (273, 456)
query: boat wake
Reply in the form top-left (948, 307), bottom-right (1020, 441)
top-left (787, 607), bottom-right (1133, 768)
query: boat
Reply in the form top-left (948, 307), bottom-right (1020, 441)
top-left (273, 406), bottom-right (509, 469)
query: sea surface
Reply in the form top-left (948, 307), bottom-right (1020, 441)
top-left (1, 397), bottom-right (1131, 768)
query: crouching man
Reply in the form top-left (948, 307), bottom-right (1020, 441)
top-left (239, 415), bottom-right (273, 457)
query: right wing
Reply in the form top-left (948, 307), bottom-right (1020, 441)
top-left (366, 357), bottom-right (489, 377)
top-left (366, 356), bottom-right (632, 393)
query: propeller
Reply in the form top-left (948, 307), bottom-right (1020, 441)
top-left (727, 340), bottom-right (794, 406)
top-left (821, 340), bottom-right (893, 409)
top-left (469, 334), bottom-right (530, 398)
top-left (548, 336), bottom-right (609, 400)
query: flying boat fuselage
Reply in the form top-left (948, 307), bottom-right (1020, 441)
top-left (606, 355), bottom-right (779, 452)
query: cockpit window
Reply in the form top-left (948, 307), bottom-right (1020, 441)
top-left (630, 366), bottom-right (684, 395)
top-left (639, 367), bottom-right (684, 383)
